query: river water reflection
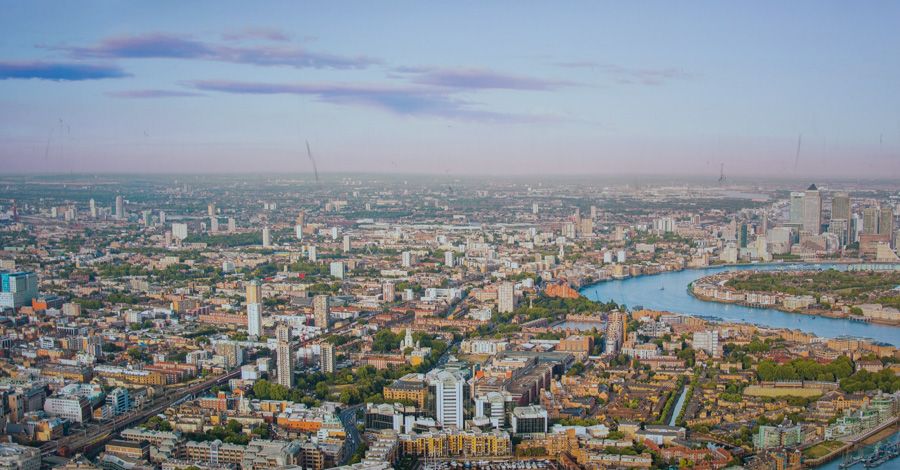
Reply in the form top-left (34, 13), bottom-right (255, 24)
top-left (580, 263), bottom-right (899, 346)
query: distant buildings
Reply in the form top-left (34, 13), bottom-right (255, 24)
top-left (262, 226), bottom-right (272, 247)
top-left (497, 282), bottom-right (514, 314)
top-left (330, 261), bottom-right (345, 279)
top-left (275, 324), bottom-right (294, 388)
top-left (321, 342), bottom-right (336, 374)
top-left (246, 281), bottom-right (263, 337)
top-left (863, 207), bottom-right (879, 234)
top-left (789, 192), bottom-right (804, 225)
top-left (171, 223), bottom-right (188, 241)
top-left (382, 282), bottom-right (395, 303)
top-left (115, 195), bottom-right (124, 220)
top-left (314, 295), bottom-right (329, 330)
top-left (802, 184), bottom-right (822, 234)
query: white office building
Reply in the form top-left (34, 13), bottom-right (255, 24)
top-left (247, 303), bottom-right (262, 337)
top-left (171, 223), bottom-right (188, 241)
top-left (427, 369), bottom-right (465, 429)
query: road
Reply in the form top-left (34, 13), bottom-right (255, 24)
top-left (338, 403), bottom-right (364, 465)
top-left (40, 367), bottom-right (241, 457)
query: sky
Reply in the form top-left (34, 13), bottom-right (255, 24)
top-left (1, 1), bottom-right (899, 178)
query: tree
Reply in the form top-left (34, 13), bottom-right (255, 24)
top-left (371, 329), bottom-right (401, 353)
top-left (567, 362), bottom-right (586, 376)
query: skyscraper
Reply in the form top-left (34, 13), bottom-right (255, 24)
top-left (878, 207), bottom-right (894, 236)
top-left (497, 282), bottom-right (514, 313)
top-left (246, 281), bottom-right (262, 337)
top-left (605, 312), bottom-right (625, 355)
top-left (207, 202), bottom-right (216, 217)
top-left (789, 192), bottom-right (805, 224)
top-left (831, 192), bottom-right (851, 244)
top-left (115, 195), bottom-right (124, 220)
top-left (262, 226), bottom-right (271, 247)
top-left (831, 192), bottom-right (850, 222)
top-left (314, 295), bottom-right (329, 330)
top-left (863, 207), bottom-right (879, 234)
top-left (89, 198), bottom-right (97, 218)
top-left (801, 185), bottom-right (822, 234)
top-left (246, 281), bottom-right (261, 303)
top-left (320, 342), bottom-right (335, 374)
top-left (427, 369), bottom-right (465, 429)
top-left (247, 304), bottom-right (262, 338)
top-left (275, 324), bottom-right (294, 388)
top-left (342, 234), bottom-right (350, 253)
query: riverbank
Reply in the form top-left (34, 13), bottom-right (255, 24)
top-left (690, 288), bottom-right (900, 327)
top-left (803, 418), bottom-right (898, 468)
top-left (687, 270), bottom-right (900, 327)
top-left (579, 263), bottom-right (898, 345)
top-left (578, 260), bottom-right (900, 289)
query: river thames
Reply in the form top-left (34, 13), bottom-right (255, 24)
top-left (580, 264), bottom-right (899, 346)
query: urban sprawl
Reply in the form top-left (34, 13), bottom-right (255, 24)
top-left (0, 175), bottom-right (897, 470)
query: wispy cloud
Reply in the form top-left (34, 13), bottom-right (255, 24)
top-left (0, 60), bottom-right (128, 81)
top-left (58, 33), bottom-right (378, 69)
top-left (221, 27), bottom-right (292, 42)
top-left (186, 79), bottom-right (549, 122)
top-left (106, 89), bottom-right (204, 98)
top-left (396, 66), bottom-right (576, 90)
top-left (556, 61), bottom-right (692, 85)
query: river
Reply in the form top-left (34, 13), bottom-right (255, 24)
top-left (817, 429), bottom-right (899, 469)
top-left (579, 263), bottom-right (899, 346)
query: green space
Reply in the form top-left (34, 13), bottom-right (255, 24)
top-left (802, 440), bottom-right (844, 460)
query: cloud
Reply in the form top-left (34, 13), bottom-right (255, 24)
top-left (555, 61), bottom-right (692, 85)
top-left (186, 79), bottom-right (547, 122)
top-left (0, 61), bottom-right (129, 81)
top-left (221, 27), bottom-right (292, 42)
top-left (106, 89), bottom-right (204, 98)
top-left (65, 33), bottom-right (214, 59)
top-left (58, 33), bottom-right (378, 69)
top-left (396, 67), bottom-right (575, 90)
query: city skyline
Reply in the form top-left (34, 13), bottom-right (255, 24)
top-left (1, 1), bottom-right (899, 177)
